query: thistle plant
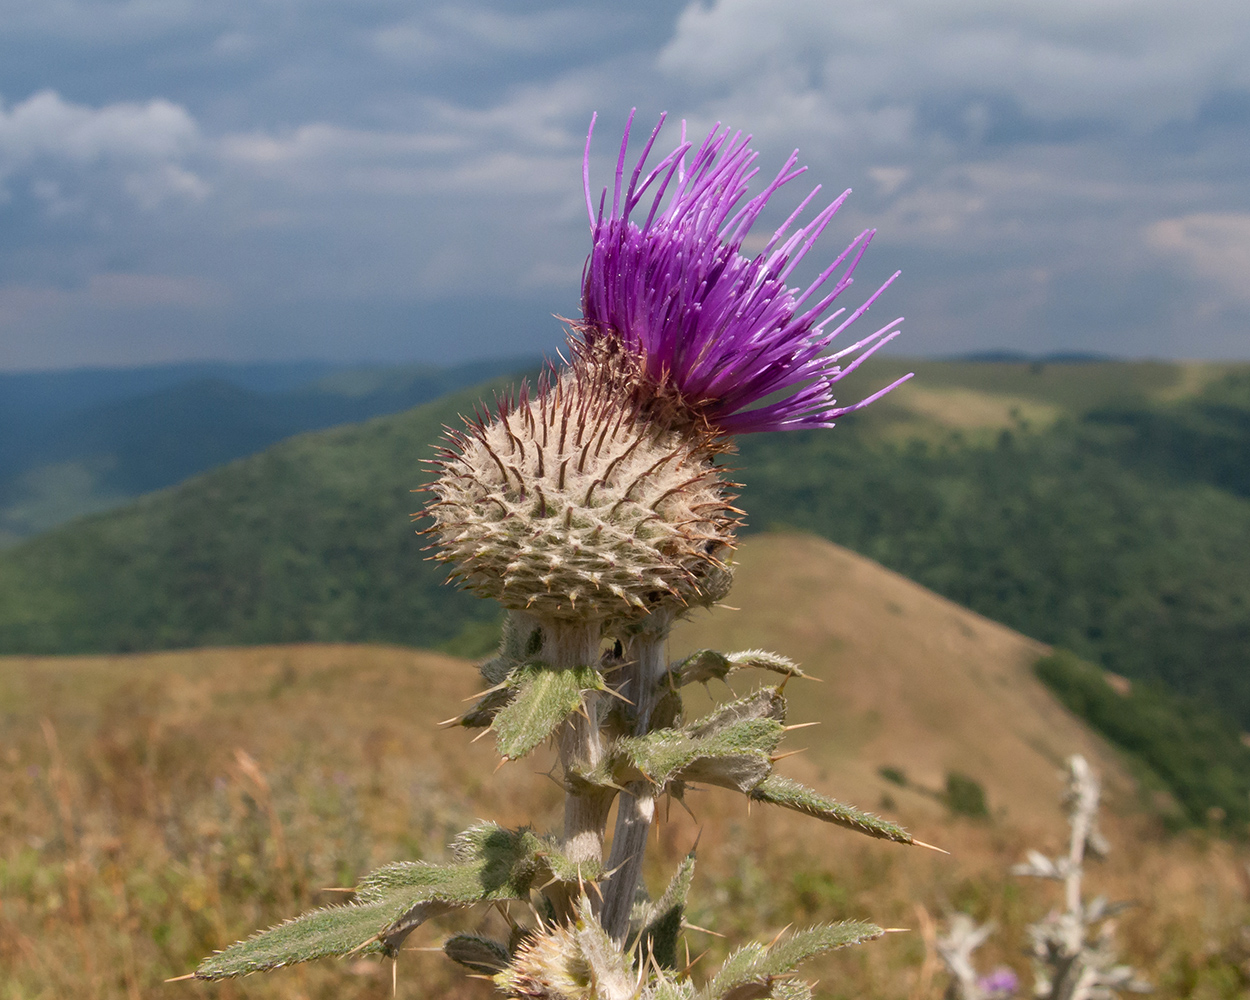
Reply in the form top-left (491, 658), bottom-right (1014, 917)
top-left (935, 756), bottom-right (1149, 1000)
top-left (1012, 756), bottom-right (1150, 1000)
top-left (190, 111), bottom-right (918, 999)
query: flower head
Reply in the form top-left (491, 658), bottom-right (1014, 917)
top-left (580, 111), bottom-right (911, 434)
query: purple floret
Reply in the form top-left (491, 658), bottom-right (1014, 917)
top-left (580, 110), bottom-right (911, 434)
top-left (978, 967), bottom-right (1020, 997)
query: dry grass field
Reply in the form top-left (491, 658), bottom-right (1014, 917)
top-left (2, 533), bottom-right (1247, 999)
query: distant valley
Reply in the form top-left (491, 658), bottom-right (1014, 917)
top-left (0, 356), bottom-right (538, 545)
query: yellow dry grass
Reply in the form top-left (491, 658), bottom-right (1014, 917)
top-left (889, 386), bottom-right (1061, 433)
top-left (1, 534), bottom-right (1246, 999)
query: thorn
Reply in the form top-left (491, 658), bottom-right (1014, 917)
top-left (766, 924), bottom-right (794, 950)
top-left (467, 973), bottom-right (498, 981)
top-left (495, 901), bottom-right (521, 931)
top-left (403, 946), bottom-right (445, 952)
top-left (320, 887), bottom-right (357, 893)
top-left (883, 927), bottom-right (911, 933)
top-left (495, 758), bottom-right (510, 773)
top-left (165, 973), bottom-right (197, 982)
top-left (471, 729), bottom-right (492, 744)
top-left (681, 948), bottom-right (710, 976)
top-left (782, 722), bottom-right (821, 732)
top-left (438, 715), bottom-right (464, 728)
top-left (911, 839), bottom-right (950, 855)
top-left (770, 748), bottom-right (808, 762)
top-left (393, 957), bottom-right (398, 997)
top-left (601, 686), bottom-right (635, 705)
top-left (463, 681), bottom-right (509, 702)
top-left (346, 932), bottom-right (384, 957)
top-left (682, 922), bottom-right (725, 938)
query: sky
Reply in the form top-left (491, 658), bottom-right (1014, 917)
top-left (1, 0), bottom-right (1248, 371)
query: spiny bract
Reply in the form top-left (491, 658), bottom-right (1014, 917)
top-left (425, 352), bottom-right (738, 624)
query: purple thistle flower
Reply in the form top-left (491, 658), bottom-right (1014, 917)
top-left (580, 110), bottom-right (912, 435)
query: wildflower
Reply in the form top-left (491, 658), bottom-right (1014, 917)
top-left (580, 110), bottom-right (910, 434)
top-left (425, 112), bottom-right (913, 625)
top-left (978, 967), bottom-right (1020, 998)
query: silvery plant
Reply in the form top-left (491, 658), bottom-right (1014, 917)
top-left (938, 755), bottom-right (1149, 1000)
top-left (191, 111), bottom-right (923, 999)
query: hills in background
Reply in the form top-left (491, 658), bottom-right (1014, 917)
top-left (4, 536), bottom-right (1245, 995)
top-left (0, 355), bottom-right (1248, 826)
top-left (0, 356), bottom-right (538, 545)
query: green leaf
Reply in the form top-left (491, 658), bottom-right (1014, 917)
top-left (444, 933), bottom-right (512, 974)
top-left (674, 649), bottom-right (809, 687)
top-left (698, 922), bottom-right (883, 1000)
top-left (748, 775), bottom-right (913, 845)
top-left (357, 824), bottom-right (546, 903)
top-left (359, 823), bottom-right (602, 902)
top-left (688, 688), bottom-right (786, 738)
top-left (195, 897), bottom-right (449, 979)
top-left (460, 612), bottom-right (543, 727)
top-left (197, 822), bottom-right (604, 979)
top-left (645, 978), bottom-right (696, 1000)
top-left (635, 852), bottom-right (697, 969)
top-left (493, 661), bottom-right (606, 760)
top-left (616, 718), bottom-right (784, 792)
top-left (459, 684), bottom-right (514, 729)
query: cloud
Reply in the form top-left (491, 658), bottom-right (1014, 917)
top-left (2, 2), bottom-right (1249, 367)
top-left (0, 90), bottom-right (207, 208)
top-left (660, 0), bottom-right (1250, 139)
top-left (1147, 213), bottom-right (1250, 303)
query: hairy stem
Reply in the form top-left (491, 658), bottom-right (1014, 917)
top-left (546, 619), bottom-right (610, 861)
top-left (538, 619), bottom-right (614, 924)
top-left (600, 612), bottom-right (673, 940)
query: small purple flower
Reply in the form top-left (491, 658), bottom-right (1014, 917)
top-left (580, 110), bottom-right (911, 434)
top-left (978, 967), bottom-right (1020, 997)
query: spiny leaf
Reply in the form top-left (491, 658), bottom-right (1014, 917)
top-left (195, 896), bottom-right (446, 979)
top-left (460, 685), bottom-right (514, 728)
top-left (688, 688), bottom-right (786, 738)
top-left (645, 978), bottom-right (696, 1000)
top-left (615, 718), bottom-right (784, 792)
top-left (360, 823), bottom-right (601, 902)
top-left (674, 649), bottom-right (809, 687)
top-left (444, 933), bottom-right (512, 974)
top-left (698, 922), bottom-right (882, 1000)
top-left (636, 852), bottom-right (697, 969)
top-left (493, 661), bottom-right (606, 760)
top-left (748, 775), bottom-right (913, 845)
top-left (197, 823), bottom-right (605, 979)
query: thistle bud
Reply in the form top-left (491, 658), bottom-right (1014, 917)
top-left (426, 349), bottom-right (737, 625)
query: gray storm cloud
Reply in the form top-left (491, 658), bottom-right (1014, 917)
top-left (0, 0), bottom-right (1246, 368)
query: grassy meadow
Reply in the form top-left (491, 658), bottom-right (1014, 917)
top-left (2, 535), bottom-right (1247, 999)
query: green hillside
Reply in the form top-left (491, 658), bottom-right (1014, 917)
top-left (0, 380), bottom-right (516, 654)
top-left (734, 363), bottom-right (1250, 726)
top-left (1, 357), bottom-right (1248, 738)
top-left (0, 357), bottom-right (534, 546)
